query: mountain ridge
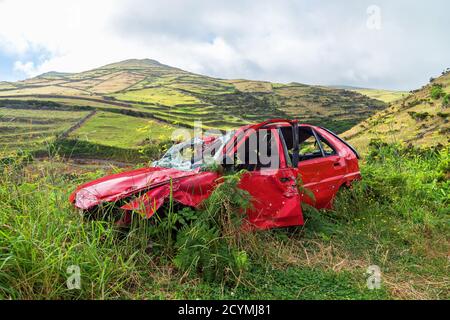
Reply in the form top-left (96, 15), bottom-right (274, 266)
top-left (0, 58), bottom-right (387, 132)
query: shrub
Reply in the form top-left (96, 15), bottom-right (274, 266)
top-left (430, 84), bottom-right (444, 99)
top-left (443, 94), bottom-right (449, 107)
top-left (408, 111), bottom-right (430, 121)
top-left (407, 99), bottom-right (421, 108)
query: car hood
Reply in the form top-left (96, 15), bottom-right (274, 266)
top-left (70, 166), bottom-right (199, 210)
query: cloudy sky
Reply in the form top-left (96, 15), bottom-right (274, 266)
top-left (0, 0), bottom-right (448, 90)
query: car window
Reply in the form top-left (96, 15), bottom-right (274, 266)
top-left (279, 126), bottom-right (326, 164)
top-left (153, 133), bottom-right (233, 171)
top-left (299, 133), bottom-right (322, 161)
top-left (317, 134), bottom-right (336, 156)
top-left (300, 135), bottom-right (320, 154)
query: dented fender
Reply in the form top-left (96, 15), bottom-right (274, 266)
top-left (119, 171), bottom-right (220, 218)
top-left (120, 184), bottom-right (172, 218)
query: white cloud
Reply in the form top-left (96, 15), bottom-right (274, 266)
top-left (0, 0), bottom-right (448, 89)
top-left (13, 60), bottom-right (36, 76)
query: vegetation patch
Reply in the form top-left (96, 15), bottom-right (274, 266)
top-left (112, 87), bottom-right (201, 106)
top-left (407, 111), bottom-right (431, 121)
top-left (0, 142), bottom-right (448, 299)
top-left (70, 112), bottom-right (174, 149)
top-left (431, 84), bottom-right (445, 99)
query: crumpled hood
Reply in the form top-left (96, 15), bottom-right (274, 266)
top-left (70, 166), bottom-right (199, 210)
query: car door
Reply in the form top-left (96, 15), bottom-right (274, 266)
top-left (235, 128), bottom-right (303, 229)
top-left (315, 130), bottom-right (348, 203)
top-left (296, 127), bottom-right (346, 208)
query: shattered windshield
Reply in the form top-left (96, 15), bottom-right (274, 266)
top-left (152, 132), bottom-right (233, 171)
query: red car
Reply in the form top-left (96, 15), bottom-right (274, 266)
top-left (69, 119), bottom-right (361, 230)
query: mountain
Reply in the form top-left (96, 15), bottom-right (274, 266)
top-left (342, 69), bottom-right (450, 153)
top-left (0, 59), bottom-right (386, 129)
top-left (0, 58), bottom-right (388, 158)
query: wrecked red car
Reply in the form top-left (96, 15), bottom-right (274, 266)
top-left (69, 119), bottom-right (361, 230)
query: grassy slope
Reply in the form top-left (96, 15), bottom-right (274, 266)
top-left (0, 143), bottom-right (447, 299)
top-left (328, 86), bottom-right (407, 104)
top-left (0, 108), bottom-right (90, 152)
top-left (342, 71), bottom-right (450, 153)
top-left (350, 88), bottom-right (408, 103)
top-left (0, 59), bottom-right (387, 159)
top-left (70, 112), bottom-right (174, 149)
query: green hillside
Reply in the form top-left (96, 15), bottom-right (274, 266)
top-left (349, 88), bottom-right (408, 103)
top-left (0, 108), bottom-right (90, 153)
top-left (330, 86), bottom-right (408, 103)
top-left (0, 59), bottom-right (386, 160)
top-left (343, 69), bottom-right (450, 153)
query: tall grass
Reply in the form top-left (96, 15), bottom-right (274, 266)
top-left (0, 158), bottom-right (151, 299)
top-left (0, 142), bottom-right (448, 299)
top-left (173, 171), bottom-right (253, 285)
top-left (299, 141), bottom-right (449, 299)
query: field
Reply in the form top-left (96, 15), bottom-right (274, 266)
top-left (70, 112), bottom-right (174, 149)
top-left (352, 89), bottom-right (408, 103)
top-left (113, 87), bottom-right (202, 106)
top-left (0, 108), bottom-right (90, 153)
top-left (0, 142), bottom-right (448, 299)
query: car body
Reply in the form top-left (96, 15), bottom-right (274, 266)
top-left (69, 119), bottom-right (361, 230)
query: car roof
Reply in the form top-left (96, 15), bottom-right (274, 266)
top-left (239, 119), bottom-right (316, 130)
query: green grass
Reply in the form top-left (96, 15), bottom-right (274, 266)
top-left (0, 142), bottom-right (448, 299)
top-left (352, 89), bottom-right (408, 103)
top-left (70, 111), bottom-right (175, 149)
top-left (0, 82), bottom-right (17, 90)
top-left (112, 87), bottom-right (201, 106)
top-left (0, 108), bottom-right (90, 154)
top-left (37, 139), bottom-right (147, 163)
top-left (0, 107), bottom-right (88, 122)
top-left (0, 100), bottom-right (180, 160)
top-left (167, 76), bottom-right (236, 95)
